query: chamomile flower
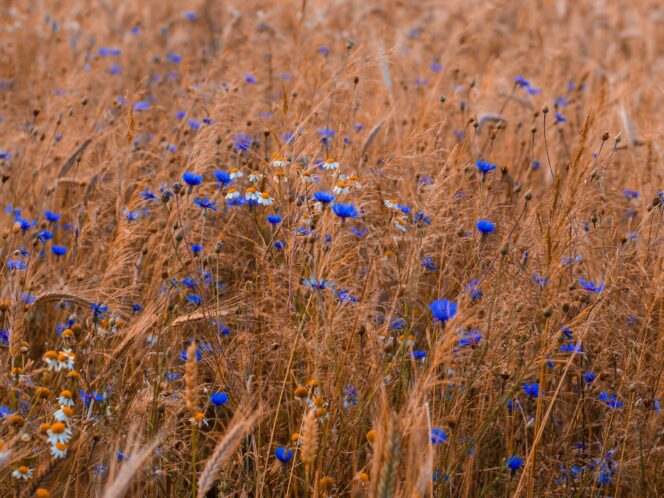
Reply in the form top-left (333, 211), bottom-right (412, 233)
top-left (58, 390), bottom-right (74, 407)
top-left (47, 422), bottom-right (72, 445)
top-left (54, 405), bottom-right (74, 422)
top-left (273, 170), bottom-right (288, 183)
top-left (333, 181), bottom-right (349, 195)
top-left (229, 168), bottom-right (243, 180)
top-left (43, 350), bottom-right (58, 371)
top-left (258, 192), bottom-right (274, 205)
top-left (322, 158), bottom-right (339, 170)
top-left (225, 188), bottom-right (240, 200)
top-left (58, 351), bottom-right (75, 371)
top-left (245, 187), bottom-right (260, 202)
top-left (384, 199), bottom-right (400, 211)
top-left (12, 466), bottom-right (32, 480)
top-left (272, 154), bottom-right (289, 167)
top-left (190, 411), bottom-right (208, 427)
top-left (50, 442), bottom-right (68, 458)
top-left (248, 171), bottom-right (264, 182)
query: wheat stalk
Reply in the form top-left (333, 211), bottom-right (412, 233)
top-left (196, 413), bottom-right (258, 498)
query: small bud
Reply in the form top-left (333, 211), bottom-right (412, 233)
top-left (615, 133), bottom-right (622, 143)
top-left (439, 95), bottom-right (446, 103)
top-left (543, 306), bottom-right (553, 318)
top-left (542, 105), bottom-right (549, 114)
top-left (524, 190), bottom-right (532, 201)
top-left (602, 132), bottom-right (610, 141)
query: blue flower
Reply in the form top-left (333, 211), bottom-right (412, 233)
top-left (245, 74), bottom-right (257, 84)
top-left (598, 392), bottom-right (623, 410)
top-left (7, 254), bottom-right (27, 272)
top-left (336, 289), bottom-right (359, 303)
top-left (211, 392), bottom-right (228, 406)
top-left (523, 382), bottom-right (540, 398)
top-left (431, 428), bottom-right (447, 444)
top-left (182, 276), bottom-right (197, 288)
top-left (421, 257), bottom-right (438, 271)
top-left (98, 47), bottom-right (121, 57)
top-left (44, 210), bottom-right (61, 223)
top-left (428, 299), bottom-right (457, 322)
top-left (275, 447), bottom-right (293, 463)
top-left (187, 294), bottom-right (202, 306)
top-left (578, 278), bottom-right (604, 293)
top-left (133, 101), bottom-right (150, 111)
top-left (514, 75), bottom-right (530, 88)
top-left (476, 219), bottom-right (495, 234)
top-left (313, 190), bottom-right (335, 204)
top-left (214, 170), bottom-right (232, 187)
top-left (183, 11), bottom-right (197, 20)
top-left (140, 190), bottom-right (158, 202)
top-left (332, 203), bottom-right (359, 219)
top-left (191, 244), bottom-right (202, 254)
top-left (37, 230), bottom-right (54, 243)
top-left (476, 160), bottom-right (497, 174)
top-left (51, 245), bottom-right (67, 257)
top-left (188, 120), bottom-right (201, 130)
top-left (274, 240), bottom-right (285, 250)
top-left (194, 197), bottom-right (217, 211)
top-left (554, 112), bottom-right (567, 123)
top-left (267, 214), bottom-right (282, 225)
top-left (532, 274), bottom-right (548, 287)
top-left (182, 171), bottom-right (203, 186)
top-left (583, 371), bottom-right (596, 384)
top-left (90, 303), bottom-right (108, 320)
top-left (232, 133), bottom-right (252, 152)
top-left (390, 317), bottom-right (405, 330)
top-left (413, 211), bottom-right (431, 225)
top-left (412, 349), bottom-right (427, 360)
top-left (303, 276), bottom-right (332, 290)
top-left (457, 329), bottom-right (482, 349)
top-left (132, 303), bottom-right (142, 312)
top-left (506, 456), bottom-right (523, 473)
top-left (166, 52), bottom-right (181, 64)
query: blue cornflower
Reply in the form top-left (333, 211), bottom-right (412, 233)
top-left (182, 171), bottom-right (203, 186)
top-left (431, 428), bottom-right (447, 444)
top-left (44, 210), bottom-right (61, 223)
top-left (313, 190), bottom-right (335, 204)
top-left (274, 240), bottom-right (285, 250)
top-left (245, 74), bottom-right (257, 84)
top-left (267, 214), bottom-right (282, 225)
top-left (183, 11), bottom-right (197, 20)
top-left (476, 160), bottom-right (497, 174)
top-left (16, 217), bottom-right (36, 232)
top-left (51, 245), bottom-right (67, 257)
top-left (191, 244), bottom-right (202, 254)
top-left (133, 101), bottom-right (150, 111)
top-left (428, 299), bottom-right (457, 323)
top-left (532, 160), bottom-right (541, 170)
top-left (598, 392), bottom-right (623, 410)
top-left (532, 274), bottom-right (548, 287)
top-left (457, 329), bottom-right (482, 349)
top-left (21, 293), bottom-right (36, 304)
top-left (318, 127), bottom-right (335, 139)
top-left (188, 120), bottom-right (201, 130)
top-left (332, 203), bottom-right (359, 219)
top-left (465, 279), bottom-right (483, 300)
top-left (166, 52), bottom-right (181, 64)
top-left (623, 189), bottom-right (639, 200)
top-left (349, 227), bottom-right (367, 238)
top-left (187, 294), bottom-right (202, 306)
top-left (413, 211), bottom-right (431, 225)
top-left (583, 371), bottom-right (596, 384)
top-left (182, 276), bottom-right (197, 289)
top-left (506, 456), bottom-right (524, 474)
top-left (476, 219), bottom-right (495, 234)
top-left (343, 386), bottom-right (358, 408)
top-left (37, 230), bottom-right (54, 243)
top-left (412, 349), bottom-right (427, 360)
top-left (232, 133), bottom-right (252, 152)
top-left (336, 289), bottom-right (359, 303)
top-left (91, 303), bottom-right (108, 319)
top-left (421, 257), bottom-right (438, 271)
top-left (140, 190), bottom-right (158, 202)
top-left (578, 278), bottom-right (604, 293)
top-left (98, 47), bottom-right (121, 57)
top-left (560, 343), bottom-right (583, 353)
top-left (390, 317), bottom-right (405, 330)
top-left (211, 392), bottom-right (228, 406)
top-left (523, 382), bottom-right (540, 398)
top-left (214, 170), bottom-right (232, 188)
top-left (561, 327), bottom-right (573, 340)
top-left (132, 303), bottom-right (142, 312)
top-left (194, 197), bottom-right (217, 211)
top-left (7, 259), bottom-right (27, 270)
top-left (275, 447), bottom-right (293, 463)
top-left (303, 276), bottom-right (332, 290)
top-left (514, 75), bottom-right (530, 88)
top-left (554, 112), bottom-right (567, 123)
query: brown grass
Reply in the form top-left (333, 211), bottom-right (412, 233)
top-left (0, 0), bottom-right (663, 496)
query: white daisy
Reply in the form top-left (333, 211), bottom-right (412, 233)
top-left (47, 422), bottom-right (72, 446)
top-left (53, 405), bottom-right (74, 423)
top-left (322, 158), bottom-right (339, 170)
top-left (225, 188), bottom-right (239, 200)
top-left (257, 192), bottom-right (274, 205)
top-left (333, 181), bottom-right (349, 195)
top-left (245, 187), bottom-right (260, 202)
top-left (229, 168), bottom-right (243, 180)
top-left (12, 466), bottom-right (32, 480)
top-left (50, 442), bottom-right (68, 459)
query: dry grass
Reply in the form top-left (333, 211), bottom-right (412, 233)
top-left (1, 0), bottom-right (663, 496)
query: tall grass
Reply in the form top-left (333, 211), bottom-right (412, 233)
top-left (0, 0), bottom-right (663, 496)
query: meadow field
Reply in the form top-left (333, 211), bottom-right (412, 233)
top-left (0, 0), bottom-right (663, 496)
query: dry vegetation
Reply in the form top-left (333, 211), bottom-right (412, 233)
top-left (1, 0), bottom-right (664, 496)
